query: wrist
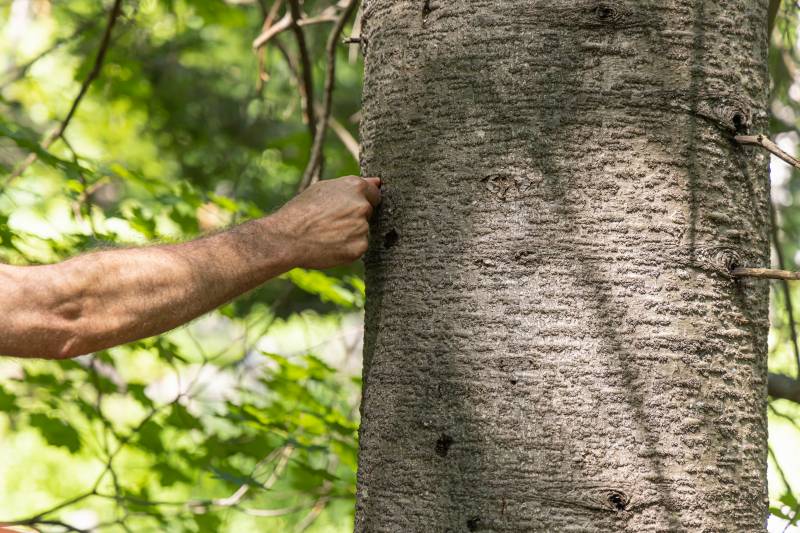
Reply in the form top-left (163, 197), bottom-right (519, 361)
top-left (258, 213), bottom-right (302, 272)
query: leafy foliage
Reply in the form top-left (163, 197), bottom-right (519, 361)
top-left (765, 2), bottom-right (800, 531)
top-left (0, 0), bottom-right (363, 531)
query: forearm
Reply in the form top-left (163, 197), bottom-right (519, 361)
top-left (0, 216), bottom-right (294, 359)
top-left (0, 175), bottom-right (380, 359)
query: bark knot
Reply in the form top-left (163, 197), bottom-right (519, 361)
top-left (594, 3), bottom-right (617, 22)
top-left (564, 1), bottom-right (644, 29)
top-left (606, 490), bottom-right (628, 511)
top-left (583, 486), bottom-right (632, 512)
top-left (693, 246), bottom-right (743, 278)
top-left (692, 93), bottom-right (753, 135)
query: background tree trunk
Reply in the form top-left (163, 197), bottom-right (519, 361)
top-left (357, 1), bottom-right (771, 531)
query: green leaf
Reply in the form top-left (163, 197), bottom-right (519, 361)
top-left (193, 513), bottom-right (222, 533)
top-left (283, 268), bottom-right (359, 308)
top-left (0, 120), bottom-right (87, 179)
top-left (128, 383), bottom-right (154, 408)
top-left (154, 461), bottom-right (191, 487)
top-left (167, 403), bottom-right (203, 431)
top-left (136, 420), bottom-right (165, 454)
top-left (29, 413), bottom-right (81, 453)
top-left (0, 385), bottom-right (18, 414)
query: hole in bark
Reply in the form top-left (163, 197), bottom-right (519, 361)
top-left (384, 229), bottom-right (399, 249)
top-left (595, 4), bottom-right (615, 20)
top-left (435, 434), bottom-right (453, 457)
top-left (732, 112), bottom-right (747, 134)
top-left (466, 516), bottom-right (480, 531)
top-left (606, 490), bottom-right (628, 511)
top-left (422, 0), bottom-right (432, 17)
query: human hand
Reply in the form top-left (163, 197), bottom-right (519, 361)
top-left (272, 175), bottom-right (382, 269)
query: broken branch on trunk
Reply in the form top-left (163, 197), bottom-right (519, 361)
top-left (736, 134), bottom-right (800, 170)
top-left (732, 267), bottom-right (800, 281)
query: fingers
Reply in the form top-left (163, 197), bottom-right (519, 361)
top-left (361, 176), bottom-right (382, 207)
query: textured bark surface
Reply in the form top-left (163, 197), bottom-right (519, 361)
top-left (357, 1), bottom-right (771, 531)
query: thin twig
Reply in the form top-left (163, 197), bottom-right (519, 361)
top-left (736, 134), bottom-right (800, 170)
top-left (287, 0), bottom-right (317, 143)
top-left (252, 1), bottom-right (345, 50)
top-left (253, 13), bottom-right (292, 50)
top-left (0, 489), bottom-right (96, 528)
top-left (243, 505), bottom-right (306, 517)
top-left (769, 203), bottom-right (800, 378)
top-left (732, 267), bottom-right (800, 280)
top-left (5, 0), bottom-right (124, 185)
top-left (273, 40), bottom-right (358, 162)
top-left (254, 0), bottom-right (285, 91)
top-left (298, 0), bottom-right (359, 191)
top-left (329, 116), bottom-right (359, 161)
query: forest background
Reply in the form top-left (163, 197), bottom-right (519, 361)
top-left (1, 1), bottom-right (800, 531)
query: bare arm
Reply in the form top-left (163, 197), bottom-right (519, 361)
top-left (0, 176), bottom-right (380, 359)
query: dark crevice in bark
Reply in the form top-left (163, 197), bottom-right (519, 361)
top-left (435, 434), bottom-right (454, 457)
top-left (383, 228), bottom-right (399, 249)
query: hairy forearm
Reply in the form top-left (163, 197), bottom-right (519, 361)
top-left (0, 175), bottom-right (380, 359)
top-left (0, 216), bottom-right (294, 359)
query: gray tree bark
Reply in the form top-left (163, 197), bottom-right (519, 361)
top-left (356, 1), bottom-right (771, 531)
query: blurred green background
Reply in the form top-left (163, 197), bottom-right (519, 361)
top-left (2, 1), bottom-right (800, 531)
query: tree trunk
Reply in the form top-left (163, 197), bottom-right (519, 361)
top-left (357, 1), bottom-right (771, 531)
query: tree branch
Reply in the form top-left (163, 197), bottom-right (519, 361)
top-left (769, 372), bottom-right (800, 403)
top-left (736, 134), bottom-right (800, 170)
top-left (298, 0), bottom-right (359, 191)
top-left (287, 0), bottom-right (317, 143)
top-left (5, 0), bottom-right (124, 185)
top-left (273, 40), bottom-right (358, 163)
top-left (769, 0), bottom-right (782, 36)
top-left (768, 202), bottom-right (800, 378)
top-left (254, 0), bottom-right (285, 91)
top-left (732, 267), bottom-right (800, 281)
top-left (329, 116), bottom-right (359, 161)
top-left (253, 13), bottom-right (292, 50)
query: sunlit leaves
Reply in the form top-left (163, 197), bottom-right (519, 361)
top-left (284, 268), bottom-right (364, 308)
top-left (29, 413), bottom-right (82, 453)
top-left (0, 0), bottom-right (364, 530)
top-left (0, 386), bottom-right (18, 414)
